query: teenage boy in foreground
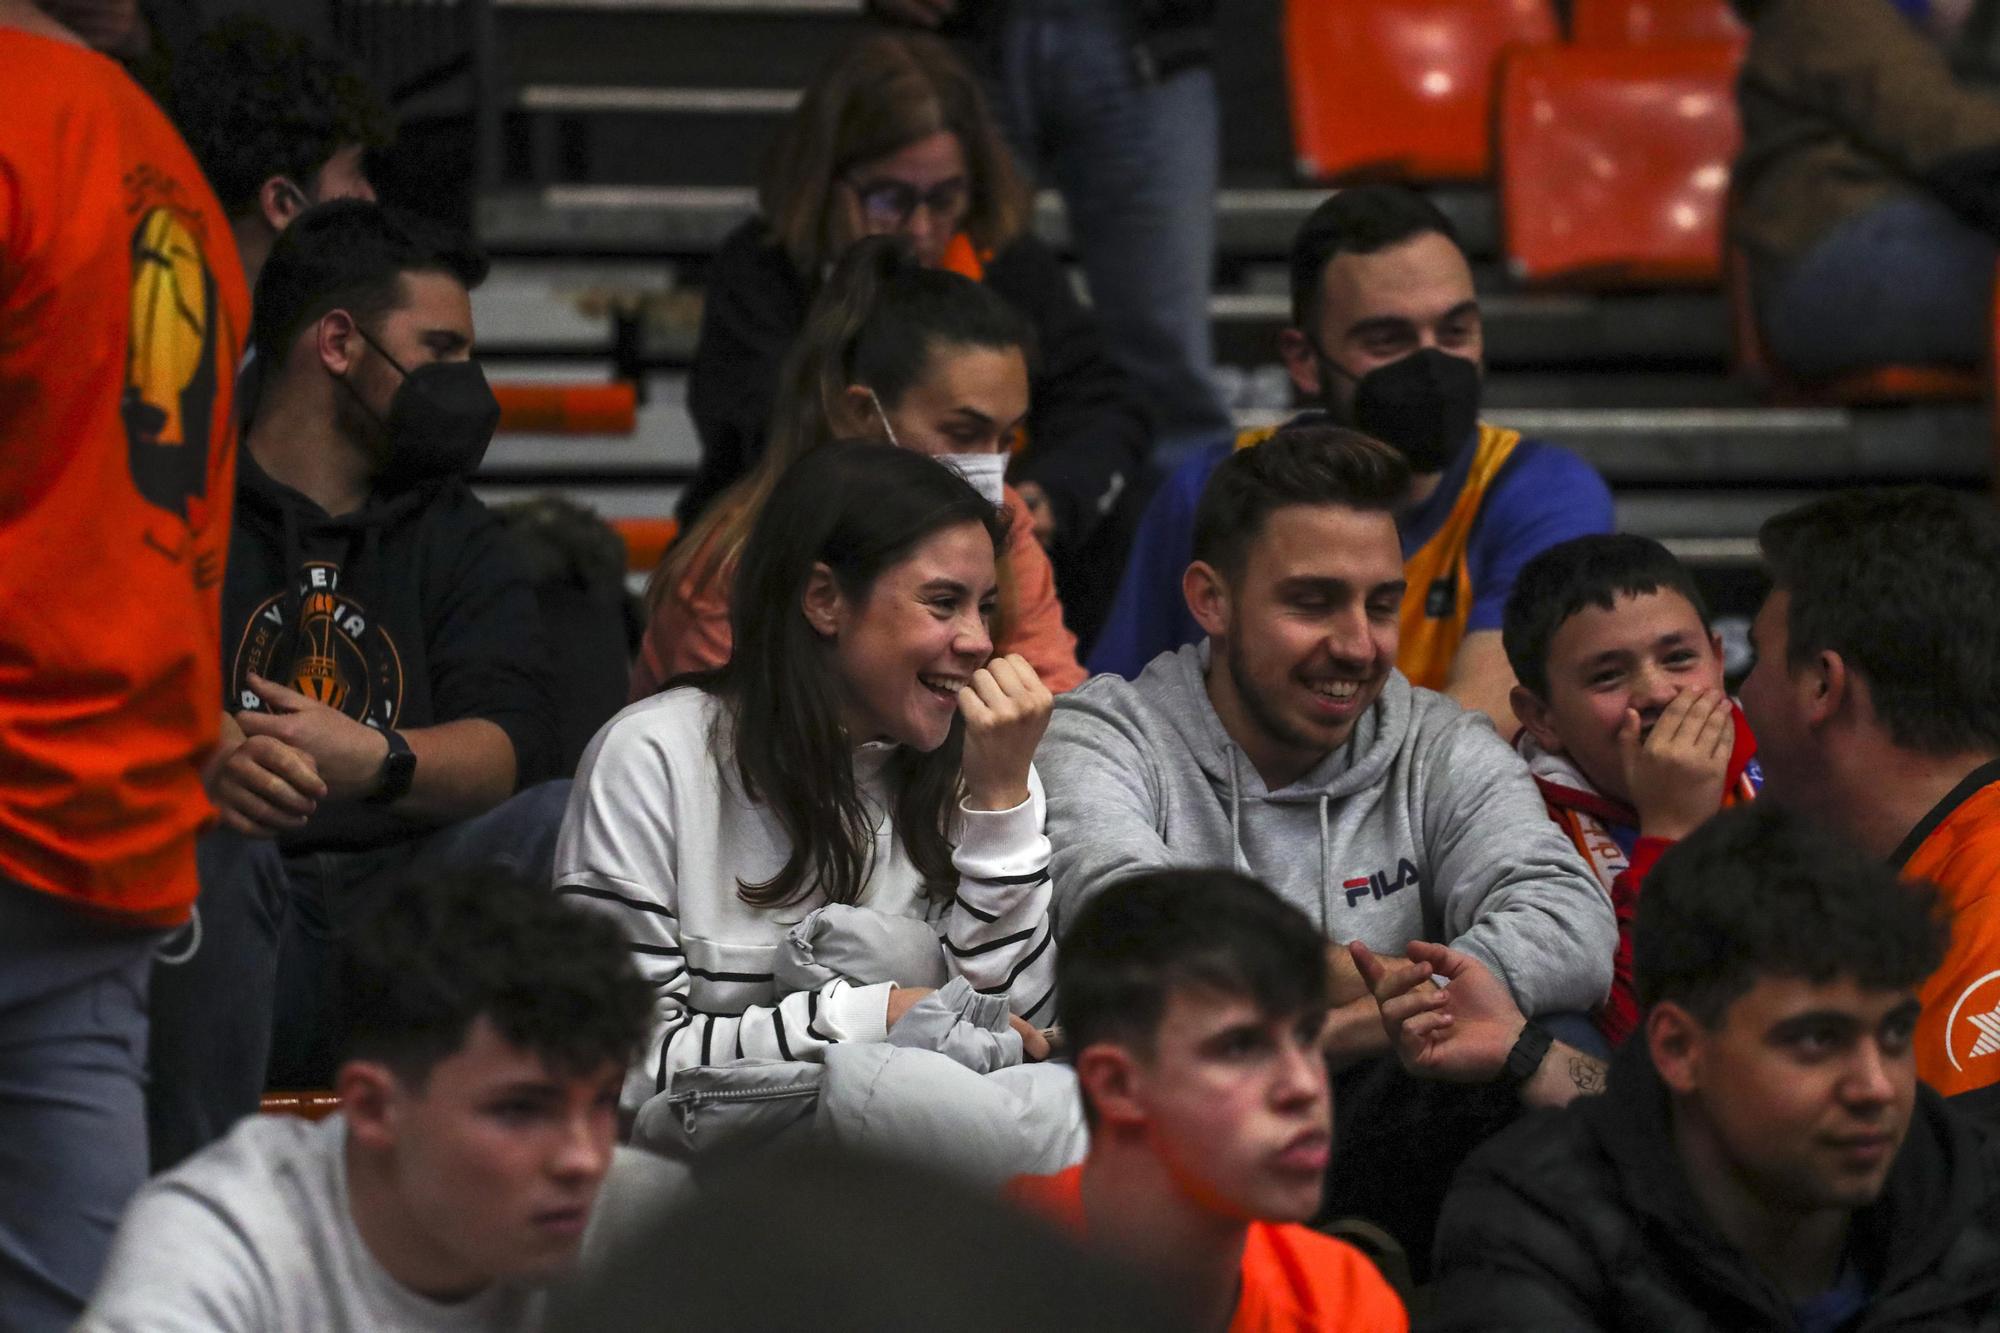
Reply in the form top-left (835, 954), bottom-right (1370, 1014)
top-left (80, 866), bottom-right (651, 1331)
top-left (1418, 804), bottom-right (2000, 1329)
top-left (1010, 868), bottom-right (1407, 1332)
top-left (1503, 534), bottom-right (1761, 1047)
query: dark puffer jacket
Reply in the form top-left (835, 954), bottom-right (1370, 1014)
top-left (1428, 1037), bottom-right (2000, 1331)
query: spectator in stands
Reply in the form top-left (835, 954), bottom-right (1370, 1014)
top-left (82, 865), bottom-right (654, 1332)
top-left (1038, 426), bottom-right (1614, 1270)
top-left (1009, 868), bottom-right (1407, 1331)
top-left (683, 31), bottom-right (1153, 648)
top-left (633, 235), bottom-right (1084, 699)
top-left (1423, 803), bottom-right (2000, 1330)
top-left (147, 200), bottom-right (565, 1167)
top-left (1739, 487), bottom-right (2000, 1117)
top-left (1503, 534), bottom-right (1762, 1049)
top-left (867, 0), bottom-right (1230, 456)
top-left (1090, 186), bottom-right (1613, 734)
top-left (165, 14), bottom-right (389, 292)
top-left (1734, 0), bottom-right (2000, 380)
top-left (558, 442), bottom-right (1058, 1116)
top-left (0, 2), bottom-right (246, 1323)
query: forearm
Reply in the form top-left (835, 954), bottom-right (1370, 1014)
top-left (395, 718), bottom-right (517, 821)
top-left (1321, 995), bottom-right (1392, 1071)
top-left (1444, 631), bottom-right (1519, 734)
top-left (1519, 1039), bottom-right (1608, 1109)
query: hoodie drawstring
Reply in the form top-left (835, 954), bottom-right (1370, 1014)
top-left (1227, 750), bottom-right (1245, 875)
top-left (1317, 794), bottom-right (1333, 940)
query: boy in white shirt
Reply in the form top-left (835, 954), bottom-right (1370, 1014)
top-left (80, 866), bottom-right (651, 1332)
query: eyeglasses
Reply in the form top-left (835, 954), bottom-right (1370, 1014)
top-left (844, 175), bottom-right (970, 230)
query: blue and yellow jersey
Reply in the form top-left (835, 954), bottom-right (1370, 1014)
top-left (1088, 416), bottom-right (1614, 685)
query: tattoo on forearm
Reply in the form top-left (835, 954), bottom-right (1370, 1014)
top-left (1568, 1056), bottom-right (1608, 1095)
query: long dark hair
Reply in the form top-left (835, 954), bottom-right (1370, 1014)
top-left (715, 440), bottom-right (1005, 910)
top-left (649, 236), bottom-right (1032, 635)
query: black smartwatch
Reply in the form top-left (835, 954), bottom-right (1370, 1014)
top-left (367, 728), bottom-right (416, 805)
top-left (1500, 1020), bottom-right (1554, 1088)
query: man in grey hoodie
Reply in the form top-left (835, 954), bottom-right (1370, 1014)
top-left (1044, 423), bottom-right (1614, 1052)
top-left (1039, 424), bottom-right (1617, 1271)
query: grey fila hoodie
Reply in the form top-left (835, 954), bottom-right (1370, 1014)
top-left (1040, 643), bottom-right (1615, 1017)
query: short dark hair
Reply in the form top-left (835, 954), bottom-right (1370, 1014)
top-left (166, 16), bottom-right (392, 217)
top-left (1634, 804), bottom-right (1947, 1026)
top-left (1289, 186), bottom-right (1460, 332)
top-left (1190, 424), bottom-right (1409, 583)
top-left (252, 198), bottom-right (489, 370)
top-left (1502, 534), bottom-right (1713, 700)
top-left (338, 863), bottom-right (652, 1087)
top-left (1759, 486), bottom-right (2000, 756)
top-left (1058, 869), bottom-right (1329, 1117)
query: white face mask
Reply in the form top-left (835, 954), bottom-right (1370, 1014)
top-left (866, 387), bottom-right (1007, 508)
top-left (937, 450), bottom-right (1008, 509)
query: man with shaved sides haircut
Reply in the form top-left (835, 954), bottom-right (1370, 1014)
top-left (146, 201), bottom-right (567, 1170)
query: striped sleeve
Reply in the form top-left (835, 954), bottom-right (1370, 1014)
top-left (943, 765), bottom-right (1059, 1025)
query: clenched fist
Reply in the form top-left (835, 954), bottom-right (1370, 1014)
top-left (958, 653), bottom-right (1053, 812)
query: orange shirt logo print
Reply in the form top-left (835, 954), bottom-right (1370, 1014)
top-left (234, 563), bottom-right (405, 730)
top-left (1945, 970), bottom-right (2000, 1077)
top-left (123, 201), bottom-right (223, 523)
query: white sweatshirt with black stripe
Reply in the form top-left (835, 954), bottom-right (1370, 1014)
top-left (554, 687), bottom-right (1057, 1116)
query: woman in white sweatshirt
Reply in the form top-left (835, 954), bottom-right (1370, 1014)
top-left (556, 441), bottom-right (1058, 1113)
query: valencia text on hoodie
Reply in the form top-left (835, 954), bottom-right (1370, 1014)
top-left (1040, 643), bottom-right (1616, 1017)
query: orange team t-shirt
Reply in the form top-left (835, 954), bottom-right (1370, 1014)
top-left (630, 483), bottom-right (1086, 700)
top-left (1008, 1165), bottom-right (1408, 1333)
top-left (0, 28), bottom-right (248, 925)
top-left (1895, 762), bottom-right (2000, 1100)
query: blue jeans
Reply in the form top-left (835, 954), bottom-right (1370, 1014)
top-left (0, 880), bottom-right (161, 1330)
top-left (1760, 193), bottom-right (1997, 378)
top-left (145, 780), bottom-right (573, 1166)
top-left (989, 0), bottom-right (1229, 449)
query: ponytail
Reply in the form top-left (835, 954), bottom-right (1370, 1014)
top-left (648, 236), bottom-right (1033, 634)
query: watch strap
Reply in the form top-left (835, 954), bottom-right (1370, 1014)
top-left (366, 728), bottom-right (415, 804)
top-left (1501, 1020), bottom-right (1554, 1087)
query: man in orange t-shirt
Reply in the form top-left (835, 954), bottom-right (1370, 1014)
top-left (0, 1), bottom-right (245, 1325)
top-left (1008, 868), bottom-right (1406, 1332)
top-left (1740, 488), bottom-right (2000, 1120)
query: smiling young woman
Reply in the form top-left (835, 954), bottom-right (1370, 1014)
top-left (557, 442), bottom-right (1058, 1114)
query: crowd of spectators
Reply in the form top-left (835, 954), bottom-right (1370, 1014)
top-left (11, 0), bottom-right (2000, 1329)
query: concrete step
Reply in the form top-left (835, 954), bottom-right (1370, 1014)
top-left (473, 376), bottom-right (1990, 491)
top-left (471, 262), bottom-right (1732, 373)
top-left (477, 185), bottom-right (1468, 261)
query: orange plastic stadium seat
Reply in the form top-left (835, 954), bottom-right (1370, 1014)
top-left (614, 516), bottom-right (680, 575)
top-left (1571, 0), bottom-right (1746, 47)
top-left (492, 380), bottom-right (639, 436)
top-left (1286, 0), bottom-right (1560, 182)
top-left (1499, 42), bottom-right (1742, 287)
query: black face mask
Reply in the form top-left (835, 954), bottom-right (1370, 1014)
top-left (1321, 346), bottom-right (1482, 475)
top-left (340, 327), bottom-right (500, 493)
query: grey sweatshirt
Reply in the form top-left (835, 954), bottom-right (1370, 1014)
top-left (1040, 644), bottom-right (1615, 1017)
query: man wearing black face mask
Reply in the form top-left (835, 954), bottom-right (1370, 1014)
top-left (1091, 187), bottom-right (1613, 732)
top-left (145, 200), bottom-right (565, 1170)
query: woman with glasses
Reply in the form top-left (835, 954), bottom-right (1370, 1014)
top-left (682, 32), bottom-right (1153, 649)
